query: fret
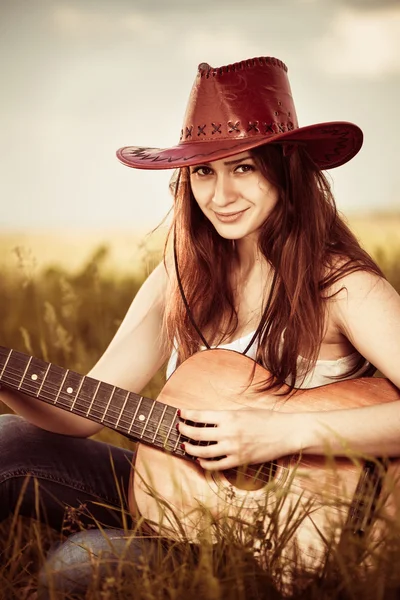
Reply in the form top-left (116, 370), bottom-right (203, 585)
top-left (0, 348), bottom-right (12, 380)
top-left (54, 368), bottom-right (70, 405)
top-left (70, 375), bottom-right (85, 412)
top-left (128, 396), bottom-right (143, 435)
top-left (101, 386), bottom-right (116, 423)
top-left (86, 380), bottom-right (101, 418)
top-left (40, 363), bottom-right (68, 404)
top-left (59, 371), bottom-right (83, 409)
top-left (173, 428), bottom-right (182, 453)
top-left (164, 408), bottom-right (179, 451)
top-left (80, 376), bottom-right (113, 426)
top-left (37, 362), bottom-right (51, 397)
top-left (56, 373), bottom-right (111, 422)
top-left (14, 355), bottom-right (47, 397)
top-left (152, 404), bottom-right (167, 443)
top-left (17, 355), bottom-right (33, 390)
top-left (115, 391), bottom-right (130, 430)
top-left (0, 346), bottom-right (187, 460)
top-left (140, 400), bottom-right (156, 439)
top-left (147, 403), bottom-right (176, 450)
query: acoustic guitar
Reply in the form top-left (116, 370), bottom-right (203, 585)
top-left (1, 345), bottom-right (399, 566)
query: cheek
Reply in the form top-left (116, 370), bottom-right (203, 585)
top-left (190, 184), bottom-right (211, 209)
top-left (260, 183), bottom-right (279, 207)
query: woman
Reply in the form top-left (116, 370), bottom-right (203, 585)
top-left (1, 56), bottom-right (399, 596)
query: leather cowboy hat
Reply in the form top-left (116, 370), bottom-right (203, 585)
top-left (116, 56), bottom-right (363, 171)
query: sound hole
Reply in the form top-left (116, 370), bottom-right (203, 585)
top-left (222, 462), bottom-right (278, 491)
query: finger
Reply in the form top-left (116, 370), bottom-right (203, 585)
top-left (179, 421), bottom-right (220, 442)
top-left (179, 409), bottom-right (222, 425)
top-left (183, 441), bottom-right (223, 459)
top-left (197, 456), bottom-right (238, 471)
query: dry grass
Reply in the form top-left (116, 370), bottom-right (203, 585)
top-left (0, 212), bottom-right (398, 276)
top-left (1, 213), bottom-right (400, 598)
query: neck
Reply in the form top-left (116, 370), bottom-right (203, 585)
top-left (234, 235), bottom-right (265, 279)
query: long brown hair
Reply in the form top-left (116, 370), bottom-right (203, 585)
top-left (164, 144), bottom-right (384, 390)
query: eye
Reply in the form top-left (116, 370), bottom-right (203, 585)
top-left (235, 163), bottom-right (255, 173)
top-left (191, 166), bottom-right (213, 177)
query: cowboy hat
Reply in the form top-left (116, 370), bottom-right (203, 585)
top-left (116, 56), bottom-right (363, 171)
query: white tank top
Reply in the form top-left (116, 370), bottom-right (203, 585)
top-left (166, 330), bottom-right (370, 389)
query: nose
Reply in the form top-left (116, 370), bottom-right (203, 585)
top-left (212, 174), bottom-right (238, 208)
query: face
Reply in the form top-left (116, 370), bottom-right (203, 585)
top-left (189, 151), bottom-right (279, 242)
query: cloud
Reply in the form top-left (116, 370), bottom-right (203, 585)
top-left (50, 3), bottom-right (167, 42)
top-left (297, 0), bottom-right (399, 8)
top-left (337, 0), bottom-right (399, 9)
top-left (313, 6), bottom-right (400, 78)
top-left (181, 31), bottom-right (280, 68)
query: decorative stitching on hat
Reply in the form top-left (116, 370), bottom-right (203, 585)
top-left (122, 131), bottom-right (356, 169)
top-left (199, 56), bottom-right (288, 78)
top-left (228, 121), bottom-right (240, 133)
top-left (320, 128), bottom-right (352, 166)
top-left (247, 121), bottom-right (260, 133)
top-left (184, 120), bottom-right (295, 139)
top-left (120, 123), bottom-right (360, 171)
top-left (211, 123), bottom-right (222, 135)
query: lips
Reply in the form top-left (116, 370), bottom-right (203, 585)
top-left (214, 209), bottom-right (248, 222)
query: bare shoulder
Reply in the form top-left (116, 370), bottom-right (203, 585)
top-left (329, 267), bottom-right (398, 306)
top-left (327, 265), bottom-right (400, 386)
top-left (142, 258), bottom-right (171, 294)
top-left (87, 259), bottom-right (173, 393)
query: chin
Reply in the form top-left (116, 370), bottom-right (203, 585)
top-left (213, 224), bottom-right (254, 241)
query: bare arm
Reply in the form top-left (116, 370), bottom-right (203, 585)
top-left (0, 261), bottom-right (170, 437)
top-left (180, 271), bottom-right (400, 468)
top-left (299, 271), bottom-right (400, 456)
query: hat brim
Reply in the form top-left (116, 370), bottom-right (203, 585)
top-left (116, 121), bottom-right (363, 171)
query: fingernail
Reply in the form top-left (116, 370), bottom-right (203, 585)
top-left (177, 409), bottom-right (181, 417)
top-left (176, 422), bottom-right (179, 430)
top-left (180, 443), bottom-right (185, 450)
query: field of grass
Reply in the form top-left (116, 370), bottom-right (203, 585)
top-left (0, 212), bottom-right (398, 276)
top-left (0, 213), bottom-right (400, 598)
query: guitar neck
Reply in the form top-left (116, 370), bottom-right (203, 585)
top-left (0, 346), bottom-right (186, 459)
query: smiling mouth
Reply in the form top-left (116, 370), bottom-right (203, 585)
top-left (214, 209), bottom-right (248, 222)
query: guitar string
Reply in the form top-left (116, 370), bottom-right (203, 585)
top-left (1, 358), bottom-right (355, 493)
top-left (1, 362), bottom-right (276, 450)
top-left (1, 363), bottom-right (355, 498)
top-left (2, 354), bottom-right (367, 499)
top-left (0, 366), bottom-right (289, 483)
top-left (1, 366), bottom-right (354, 499)
top-left (2, 362), bottom-right (354, 509)
top-left (1, 366), bottom-right (181, 439)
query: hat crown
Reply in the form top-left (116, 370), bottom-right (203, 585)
top-left (180, 57), bottom-right (298, 144)
top-left (116, 55), bottom-right (363, 171)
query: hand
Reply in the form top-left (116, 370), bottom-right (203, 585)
top-left (177, 408), bottom-right (302, 470)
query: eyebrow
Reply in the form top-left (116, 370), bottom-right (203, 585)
top-left (223, 155), bottom-right (253, 166)
top-left (192, 156), bottom-right (253, 169)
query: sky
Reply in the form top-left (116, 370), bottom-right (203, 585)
top-left (0, 0), bottom-right (399, 231)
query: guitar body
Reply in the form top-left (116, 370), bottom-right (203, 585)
top-left (131, 349), bottom-right (400, 563)
top-left (0, 343), bottom-right (398, 568)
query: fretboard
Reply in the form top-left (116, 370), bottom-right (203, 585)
top-left (0, 346), bottom-right (186, 459)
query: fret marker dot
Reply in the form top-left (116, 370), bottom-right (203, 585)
top-left (138, 414), bottom-right (145, 422)
top-left (66, 387), bottom-right (73, 394)
top-left (31, 374), bottom-right (38, 381)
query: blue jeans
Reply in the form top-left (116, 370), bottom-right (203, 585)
top-left (0, 413), bottom-right (169, 597)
